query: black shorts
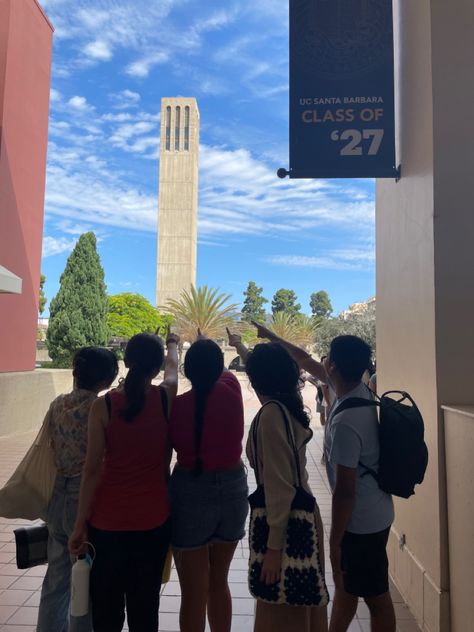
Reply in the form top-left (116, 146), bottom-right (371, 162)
top-left (341, 527), bottom-right (391, 598)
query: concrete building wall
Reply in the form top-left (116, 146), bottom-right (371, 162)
top-left (0, 0), bottom-right (53, 373)
top-left (156, 97), bottom-right (199, 307)
top-left (443, 406), bottom-right (474, 632)
top-left (377, 1), bottom-right (474, 630)
top-left (0, 369), bottom-right (72, 437)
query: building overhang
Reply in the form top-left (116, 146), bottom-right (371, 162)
top-left (0, 265), bottom-right (22, 294)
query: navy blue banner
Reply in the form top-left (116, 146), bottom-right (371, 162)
top-left (289, 0), bottom-right (397, 179)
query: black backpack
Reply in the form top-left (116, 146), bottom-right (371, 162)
top-left (332, 391), bottom-right (429, 499)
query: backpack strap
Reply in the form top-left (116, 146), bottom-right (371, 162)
top-left (251, 400), bottom-right (303, 488)
top-left (331, 396), bottom-right (378, 418)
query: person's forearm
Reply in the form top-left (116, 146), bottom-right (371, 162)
top-left (268, 334), bottom-right (325, 378)
top-left (235, 342), bottom-right (249, 363)
top-left (330, 490), bottom-right (355, 547)
top-left (75, 469), bottom-right (101, 528)
top-left (163, 342), bottom-right (178, 382)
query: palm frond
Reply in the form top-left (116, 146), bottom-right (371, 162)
top-left (162, 285), bottom-right (241, 342)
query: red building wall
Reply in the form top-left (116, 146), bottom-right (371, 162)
top-left (0, 0), bottom-right (53, 372)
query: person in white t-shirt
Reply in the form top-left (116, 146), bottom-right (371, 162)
top-left (323, 337), bottom-right (394, 632)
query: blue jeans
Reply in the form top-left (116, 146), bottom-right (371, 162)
top-left (37, 475), bottom-right (92, 632)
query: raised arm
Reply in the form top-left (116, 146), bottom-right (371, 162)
top-left (251, 320), bottom-right (327, 383)
top-left (226, 328), bottom-right (250, 364)
top-left (161, 331), bottom-right (180, 416)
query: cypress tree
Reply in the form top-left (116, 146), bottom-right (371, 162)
top-left (46, 232), bottom-right (109, 367)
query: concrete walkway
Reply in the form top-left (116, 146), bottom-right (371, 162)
top-left (0, 378), bottom-right (420, 631)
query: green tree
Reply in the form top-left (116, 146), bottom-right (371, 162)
top-left (310, 290), bottom-right (332, 320)
top-left (271, 288), bottom-right (301, 317)
top-left (242, 281), bottom-right (268, 322)
top-left (47, 232), bottom-right (109, 367)
top-left (315, 302), bottom-right (376, 357)
top-left (39, 274), bottom-right (47, 315)
top-left (163, 285), bottom-right (241, 342)
top-left (108, 293), bottom-right (172, 339)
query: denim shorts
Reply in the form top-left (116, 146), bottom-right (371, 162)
top-left (169, 464), bottom-right (249, 550)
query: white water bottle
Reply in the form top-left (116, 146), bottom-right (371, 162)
top-left (71, 554), bottom-right (91, 617)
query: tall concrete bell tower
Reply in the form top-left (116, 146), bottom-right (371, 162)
top-left (156, 97), bottom-right (199, 306)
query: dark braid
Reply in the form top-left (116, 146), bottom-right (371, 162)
top-left (184, 339), bottom-right (224, 476)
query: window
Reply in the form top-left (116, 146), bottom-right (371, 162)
top-left (175, 106), bottom-right (181, 151)
top-left (165, 106), bottom-right (171, 151)
top-left (184, 106), bottom-right (190, 151)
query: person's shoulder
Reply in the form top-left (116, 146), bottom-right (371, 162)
top-left (219, 370), bottom-right (241, 388)
top-left (169, 389), bottom-right (192, 419)
top-left (336, 395), bottom-right (377, 437)
top-left (215, 371), bottom-right (242, 399)
top-left (49, 393), bottom-right (65, 409)
top-left (258, 401), bottom-right (287, 427)
top-left (89, 395), bottom-right (108, 420)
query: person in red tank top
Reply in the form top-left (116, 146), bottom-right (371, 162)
top-left (169, 335), bottom-right (248, 632)
top-left (69, 332), bottom-right (179, 632)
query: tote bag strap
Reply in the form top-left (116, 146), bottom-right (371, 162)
top-left (252, 400), bottom-right (303, 488)
top-left (34, 407), bottom-right (53, 448)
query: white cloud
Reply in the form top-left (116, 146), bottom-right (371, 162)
top-left (50, 88), bottom-right (62, 103)
top-left (42, 236), bottom-right (77, 257)
top-left (196, 144), bottom-right (374, 237)
top-left (109, 121), bottom-right (158, 155)
top-left (54, 220), bottom-right (93, 236)
top-left (44, 142), bottom-right (157, 232)
top-left (125, 53), bottom-right (169, 78)
top-left (68, 96), bottom-right (91, 111)
top-left (266, 248), bottom-right (376, 272)
top-left (84, 40), bottom-right (113, 61)
top-left (44, 133), bottom-right (374, 241)
top-left (111, 89), bottom-right (141, 109)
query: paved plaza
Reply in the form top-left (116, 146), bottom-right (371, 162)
top-left (0, 377), bottom-right (419, 631)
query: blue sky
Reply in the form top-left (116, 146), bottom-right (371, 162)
top-left (40, 0), bottom-right (375, 317)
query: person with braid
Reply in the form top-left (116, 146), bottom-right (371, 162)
top-left (168, 334), bottom-right (248, 632)
top-left (69, 331), bottom-right (179, 632)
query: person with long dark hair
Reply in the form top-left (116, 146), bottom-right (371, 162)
top-left (168, 334), bottom-right (248, 632)
top-left (37, 347), bottom-right (118, 632)
top-left (229, 332), bottom-right (328, 632)
top-left (69, 331), bottom-right (179, 632)
top-left (246, 324), bottom-right (394, 632)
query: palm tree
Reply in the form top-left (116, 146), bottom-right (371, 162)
top-left (293, 313), bottom-right (319, 349)
top-left (268, 312), bottom-right (318, 350)
top-left (162, 285), bottom-right (241, 342)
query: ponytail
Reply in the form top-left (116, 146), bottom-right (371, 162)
top-left (122, 365), bottom-right (149, 422)
top-left (121, 333), bottom-right (164, 423)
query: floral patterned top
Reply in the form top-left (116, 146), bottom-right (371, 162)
top-left (47, 388), bottom-right (97, 477)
